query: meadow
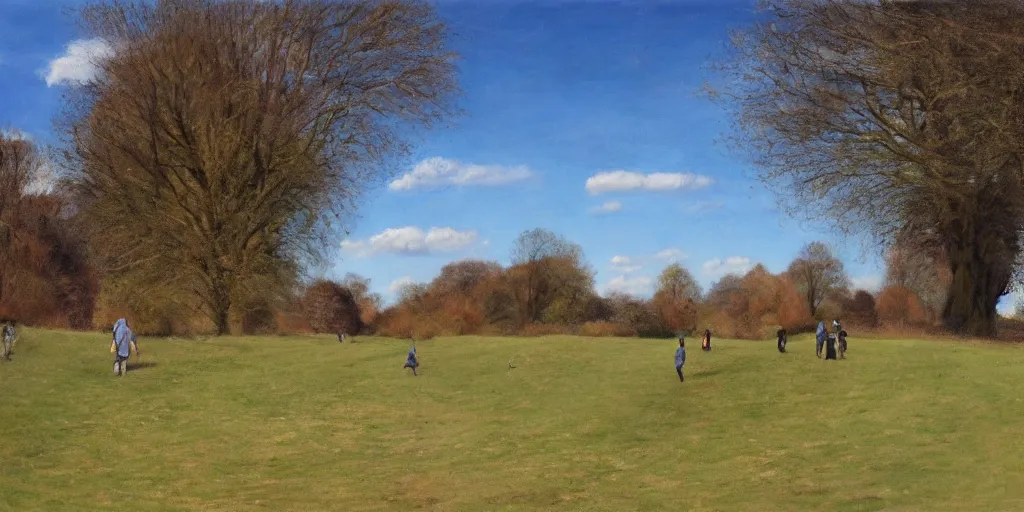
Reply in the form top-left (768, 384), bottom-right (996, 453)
top-left (3, 330), bottom-right (1024, 511)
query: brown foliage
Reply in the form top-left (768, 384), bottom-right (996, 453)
top-left (841, 290), bottom-right (878, 328)
top-left (302, 280), bottom-right (362, 335)
top-left (652, 291), bottom-right (698, 334)
top-left (777, 275), bottom-right (813, 330)
top-left (0, 176), bottom-right (98, 329)
top-left (876, 286), bottom-right (928, 328)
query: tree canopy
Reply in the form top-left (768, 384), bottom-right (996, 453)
top-left (716, 0), bottom-right (1024, 336)
top-left (64, 0), bottom-right (458, 334)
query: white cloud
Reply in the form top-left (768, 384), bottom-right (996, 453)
top-left (340, 226), bottom-right (478, 257)
top-left (701, 256), bottom-right (754, 278)
top-left (609, 249), bottom-right (686, 275)
top-left (389, 157), bottom-right (532, 191)
top-left (388, 276), bottom-right (415, 294)
top-left (610, 255), bottom-right (642, 274)
top-left (590, 200), bottom-right (623, 215)
top-left (850, 275), bottom-right (883, 293)
top-left (604, 275), bottom-right (654, 296)
top-left (44, 38), bottom-right (113, 87)
top-left (654, 248), bottom-right (685, 262)
top-left (585, 170), bottom-right (713, 195)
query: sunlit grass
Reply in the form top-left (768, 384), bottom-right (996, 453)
top-left (2, 330), bottom-right (1024, 511)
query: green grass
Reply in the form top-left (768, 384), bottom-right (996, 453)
top-left (3, 330), bottom-right (1024, 511)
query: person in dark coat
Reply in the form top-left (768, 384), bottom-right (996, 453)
top-left (674, 337), bottom-right (686, 382)
top-left (825, 332), bottom-right (838, 360)
top-left (701, 329), bottom-right (712, 351)
top-left (776, 328), bottom-right (787, 353)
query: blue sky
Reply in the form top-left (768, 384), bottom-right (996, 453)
top-left (2, 0), bottom-right (1011, 312)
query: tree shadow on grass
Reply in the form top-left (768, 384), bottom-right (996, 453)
top-left (695, 368), bottom-right (722, 379)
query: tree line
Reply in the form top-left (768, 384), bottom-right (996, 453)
top-left (2, 0), bottom-right (1022, 338)
top-left (311, 229), bottom-right (951, 341)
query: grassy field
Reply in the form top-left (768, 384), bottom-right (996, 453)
top-left (3, 331), bottom-right (1024, 511)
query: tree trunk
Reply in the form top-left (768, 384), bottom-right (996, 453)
top-left (941, 231), bottom-right (1010, 338)
top-left (208, 265), bottom-right (232, 336)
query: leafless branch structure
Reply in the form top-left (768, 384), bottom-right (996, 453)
top-left (63, 0), bottom-right (458, 333)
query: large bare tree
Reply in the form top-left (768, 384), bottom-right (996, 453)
top-left (715, 0), bottom-right (1024, 336)
top-left (63, 0), bottom-right (458, 333)
top-left (787, 242), bottom-right (848, 318)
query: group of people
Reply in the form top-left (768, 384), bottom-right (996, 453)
top-left (676, 321), bottom-right (851, 381)
top-left (815, 319), bottom-right (848, 360)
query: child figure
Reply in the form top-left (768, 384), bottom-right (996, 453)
top-left (403, 343), bottom-right (418, 376)
top-left (675, 337), bottom-right (686, 382)
top-left (2, 321), bottom-right (15, 361)
top-left (110, 318), bottom-right (139, 376)
top-left (701, 329), bottom-right (712, 351)
top-left (777, 328), bottom-right (787, 353)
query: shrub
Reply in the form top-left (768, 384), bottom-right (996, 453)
top-left (876, 285), bottom-right (928, 328)
top-left (579, 321), bottom-right (633, 337)
top-left (520, 323), bottom-right (571, 337)
top-left (302, 280), bottom-right (362, 335)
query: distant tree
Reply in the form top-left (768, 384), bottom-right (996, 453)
top-left (787, 242), bottom-right (849, 318)
top-left (302, 280), bottom-right (361, 335)
top-left (65, 0), bottom-right (458, 334)
top-left (716, 0), bottom-right (1024, 336)
top-left (777, 275), bottom-right (812, 330)
top-left (705, 274), bottom-right (746, 319)
top-left (884, 240), bottom-right (950, 323)
top-left (340, 273), bottom-right (383, 326)
top-left (508, 228), bottom-right (590, 324)
top-left (431, 260), bottom-right (502, 296)
top-left (876, 286), bottom-right (928, 329)
top-left (841, 290), bottom-right (878, 328)
top-left (655, 263), bottom-right (702, 302)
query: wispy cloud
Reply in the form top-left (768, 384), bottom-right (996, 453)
top-left (389, 157), bottom-right (532, 191)
top-left (701, 256), bottom-right (753, 278)
top-left (44, 38), bottom-right (113, 87)
top-left (603, 274), bottom-right (654, 296)
top-left (610, 255), bottom-right (643, 274)
top-left (608, 249), bottom-right (687, 275)
top-left (341, 226), bottom-right (479, 257)
top-left (388, 276), bottom-right (416, 294)
top-left (590, 200), bottom-right (623, 215)
top-left (585, 170), bottom-right (713, 195)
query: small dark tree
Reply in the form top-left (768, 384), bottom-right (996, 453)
top-left (302, 280), bottom-right (361, 335)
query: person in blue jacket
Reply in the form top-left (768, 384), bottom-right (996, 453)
top-left (815, 321), bottom-right (827, 358)
top-left (674, 336), bottom-right (686, 382)
top-left (403, 343), bottom-right (418, 376)
top-left (110, 318), bottom-right (139, 376)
